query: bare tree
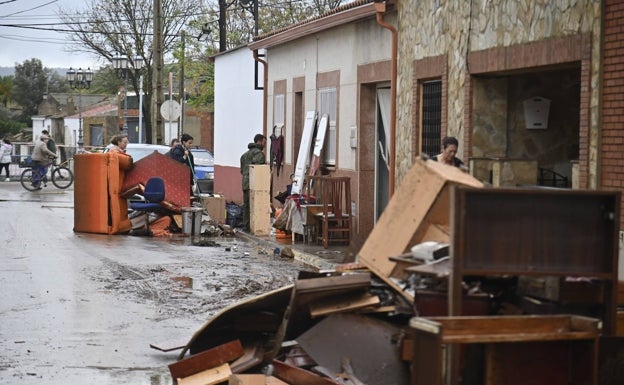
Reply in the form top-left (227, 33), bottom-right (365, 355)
top-left (59, 0), bottom-right (203, 138)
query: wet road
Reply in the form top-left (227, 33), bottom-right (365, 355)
top-left (0, 181), bottom-right (304, 384)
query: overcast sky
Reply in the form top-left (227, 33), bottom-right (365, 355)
top-left (0, 0), bottom-right (98, 69)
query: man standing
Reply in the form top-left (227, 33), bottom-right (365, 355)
top-left (240, 134), bottom-right (266, 231)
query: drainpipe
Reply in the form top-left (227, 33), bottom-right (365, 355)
top-left (375, 0), bottom-right (397, 197)
top-left (253, 49), bottom-right (268, 139)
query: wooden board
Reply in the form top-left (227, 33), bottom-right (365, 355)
top-left (308, 113), bottom-right (328, 177)
top-left (169, 340), bottom-right (243, 380)
top-left (178, 363), bottom-right (232, 385)
top-left (357, 158), bottom-right (483, 300)
top-left (291, 111), bottom-right (317, 195)
top-left (309, 292), bottom-right (380, 318)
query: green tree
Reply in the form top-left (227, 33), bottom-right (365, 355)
top-left (10, 59), bottom-right (49, 120)
top-left (0, 75), bottom-right (13, 107)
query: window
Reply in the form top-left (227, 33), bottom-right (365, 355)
top-left (274, 94), bottom-right (285, 128)
top-left (318, 87), bottom-right (337, 165)
top-left (421, 80), bottom-right (442, 157)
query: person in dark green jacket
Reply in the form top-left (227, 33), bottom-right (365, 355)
top-left (240, 134), bottom-right (267, 231)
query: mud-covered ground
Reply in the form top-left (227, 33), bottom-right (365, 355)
top-left (0, 184), bottom-right (309, 385)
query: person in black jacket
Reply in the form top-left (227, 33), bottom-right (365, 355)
top-left (171, 133), bottom-right (195, 195)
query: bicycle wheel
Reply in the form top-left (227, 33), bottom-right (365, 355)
top-left (20, 168), bottom-right (40, 191)
top-left (52, 166), bottom-right (74, 189)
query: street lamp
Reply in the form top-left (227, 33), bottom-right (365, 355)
top-left (112, 54), bottom-right (144, 136)
top-left (66, 67), bottom-right (93, 154)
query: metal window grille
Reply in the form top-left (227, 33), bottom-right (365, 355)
top-left (421, 80), bottom-right (442, 157)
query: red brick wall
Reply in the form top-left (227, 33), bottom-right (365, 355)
top-left (601, 0), bottom-right (624, 227)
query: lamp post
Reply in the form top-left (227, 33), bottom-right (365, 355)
top-left (112, 54), bottom-right (144, 136)
top-left (66, 67), bottom-right (93, 154)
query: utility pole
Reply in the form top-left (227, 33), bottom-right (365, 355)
top-left (179, 31), bottom-right (185, 134)
top-left (152, 0), bottom-right (164, 143)
top-left (218, 0), bottom-right (227, 52)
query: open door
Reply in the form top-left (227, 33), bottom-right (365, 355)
top-left (375, 88), bottom-right (391, 221)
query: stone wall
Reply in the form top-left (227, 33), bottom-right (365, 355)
top-left (396, 0), bottom-right (602, 185)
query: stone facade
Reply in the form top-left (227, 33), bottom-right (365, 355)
top-left (396, 0), bottom-right (602, 186)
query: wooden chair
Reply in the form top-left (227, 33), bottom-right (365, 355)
top-left (312, 176), bottom-right (352, 248)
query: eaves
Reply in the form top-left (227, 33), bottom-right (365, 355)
top-left (249, 0), bottom-right (392, 51)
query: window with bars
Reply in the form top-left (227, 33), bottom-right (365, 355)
top-left (318, 87), bottom-right (337, 165)
top-left (421, 80), bottom-right (442, 157)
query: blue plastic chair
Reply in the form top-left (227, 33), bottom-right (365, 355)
top-left (130, 177), bottom-right (166, 230)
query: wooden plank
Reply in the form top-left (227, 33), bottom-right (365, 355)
top-left (229, 374), bottom-right (291, 385)
top-left (178, 363), bottom-right (231, 385)
top-left (272, 360), bottom-right (341, 385)
top-left (294, 273), bottom-right (370, 293)
top-left (169, 340), bottom-right (244, 380)
top-left (309, 292), bottom-right (380, 318)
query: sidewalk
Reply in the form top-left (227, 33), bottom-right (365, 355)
top-left (236, 230), bottom-right (355, 271)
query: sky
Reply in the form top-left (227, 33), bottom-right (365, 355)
top-left (0, 0), bottom-right (98, 69)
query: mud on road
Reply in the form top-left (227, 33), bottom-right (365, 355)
top-left (89, 238), bottom-right (306, 323)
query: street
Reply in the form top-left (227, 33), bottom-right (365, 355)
top-left (0, 181), bottom-right (305, 384)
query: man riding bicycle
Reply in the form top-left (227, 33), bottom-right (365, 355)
top-left (31, 134), bottom-right (57, 189)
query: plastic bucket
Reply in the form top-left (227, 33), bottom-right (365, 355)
top-left (181, 207), bottom-right (203, 236)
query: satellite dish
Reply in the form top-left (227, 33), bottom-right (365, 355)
top-left (160, 100), bottom-right (181, 120)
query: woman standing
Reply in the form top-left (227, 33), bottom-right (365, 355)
top-left (0, 138), bottom-right (12, 181)
top-left (434, 136), bottom-right (464, 168)
top-left (171, 133), bottom-right (196, 194)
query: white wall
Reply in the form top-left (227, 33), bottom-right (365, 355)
top-left (264, 15), bottom-right (394, 171)
top-left (214, 47), bottom-right (264, 168)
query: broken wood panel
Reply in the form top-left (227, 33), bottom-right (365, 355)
top-left (230, 341), bottom-right (264, 374)
top-left (229, 374), bottom-right (290, 385)
top-left (177, 362), bottom-right (232, 385)
top-left (272, 360), bottom-right (341, 385)
top-left (294, 273), bottom-right (371, 293)
top-left (357, 159), bottom-right (483, 300)
top-left (309, 292), bottom-right (380, 318)
top-left (169, 340), bottom-right (244, 380)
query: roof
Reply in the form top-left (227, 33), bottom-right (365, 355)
top-left (249, 0), bottom-right (392, 50)
top-left (66, 103), bottom-right (117, 119)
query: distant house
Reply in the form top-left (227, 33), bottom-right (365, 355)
top-left (212, 46), bottom-right (264, 201)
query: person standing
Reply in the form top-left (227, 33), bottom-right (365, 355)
top-left (171, 133), bottom-right (196, 194)
top-left (31, 135), bottom-right (57, 189)
top-left (108, 134), bottom-right (129, 154)
top-left (0, 138), bottom-right (13, 181)
top-left (433, 136), bottom-right (464, 168)
top-left (240, 134), bottom-right (267, 231)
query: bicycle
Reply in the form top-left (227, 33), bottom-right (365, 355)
top-left (20, 157), bottom-right (74, 191)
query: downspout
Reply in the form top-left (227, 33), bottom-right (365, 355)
top-left (253, 49), bottom-right (268, 139)
top-left (375, 0), bottom-right (397, 197)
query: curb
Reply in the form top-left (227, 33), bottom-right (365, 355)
top-left (235, 231), bottom-right (338, 271)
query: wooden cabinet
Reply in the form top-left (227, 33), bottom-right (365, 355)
top-left (410, 315), bottom-right (601, 385)
top-left (450, 187), bottom-right (620, 334)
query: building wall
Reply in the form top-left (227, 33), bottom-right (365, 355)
top-left (213, 47), bottom-right (264, 201)
top-left (396, 0), bottom-right (603, 186)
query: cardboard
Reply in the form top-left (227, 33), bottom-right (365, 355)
top-left (202, 195), bottom-right (226, 223)
top-left (249, 164), bottom-right (270, 191)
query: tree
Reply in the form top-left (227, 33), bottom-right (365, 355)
top-left (0, 75), bottom-right (13, 107)
top-left (10, 59), bottom-right (49, 121)
top-left (59, 0), bottom-right (203, 142)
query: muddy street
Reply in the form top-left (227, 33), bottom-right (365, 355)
top-left (0, 182), bottom-right (307, 384)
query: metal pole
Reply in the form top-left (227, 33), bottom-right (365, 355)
top-left (78, 88), bottom-right (84, 153)
top-left (138, 74), bottom-right (144, 143)
top-left (122, 70), bottom-right (129, 134)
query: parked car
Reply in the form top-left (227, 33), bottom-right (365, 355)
top-left (190, 147), bottom-right (214, 194)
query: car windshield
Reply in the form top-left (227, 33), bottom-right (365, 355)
top-left (191, 148), bottom-right (214, 167)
